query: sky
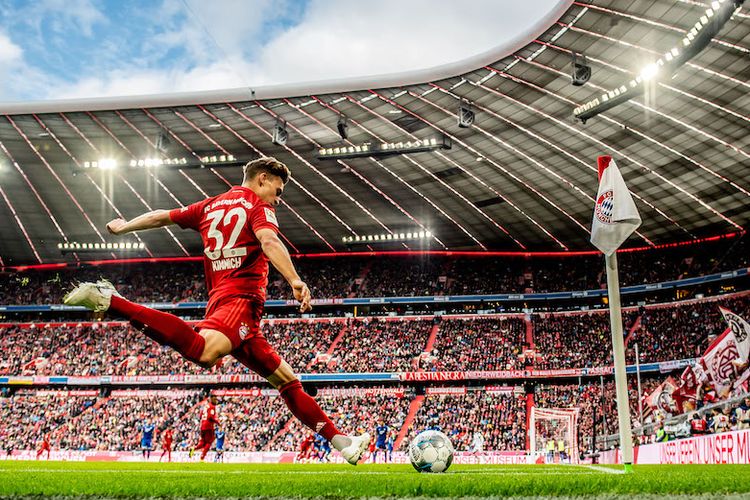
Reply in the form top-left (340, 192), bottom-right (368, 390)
top-left (0, 0), bottom-right (560, 102)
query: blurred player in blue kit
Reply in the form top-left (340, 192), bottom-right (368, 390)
top-left (140, 421), bottom-right (155, 459)
top-left (372, 419), bottom-right (389, 463)
top-left (214, 429), bottom-right (226, 462)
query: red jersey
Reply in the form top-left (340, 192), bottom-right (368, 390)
top-left (200, 402), bottom-right (218, 432)
top-left (300, 434), bottom-right (315, 452)
top-left (170, 186), bottom-right (279, 303)
top-left (690, 418), bottom-right (707, 434)
top-left (163, 429), bottom-right (173, 445)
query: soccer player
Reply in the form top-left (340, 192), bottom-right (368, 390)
top-left (36, 434), bottom-right (51, 460)
top-left (372, 418), bottom-right (388, 463)
top-left (63, 157), bottom-right (369, 464)
top-left (469, 430), bottom-right (485, 454)
top-left (385, 432), bottom-right (394, 462)
top-left (190, 396), bottom-right (219, 461)
top-left (297, 434), bottom-right (315, 463)
top-left (141, 421), bottom-right (155, 459)
top-left (214, 428), bottom-right (225, 463)
top-left (159, 427), bottom-right (174, 462)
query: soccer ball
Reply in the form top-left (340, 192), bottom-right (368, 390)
top-left (408, 430), bottom-right (454, 473)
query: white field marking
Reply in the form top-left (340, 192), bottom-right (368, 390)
top-left (0, 468), bottom-right (598, 476)
top-left (575, 464), bottom-right (628, 475)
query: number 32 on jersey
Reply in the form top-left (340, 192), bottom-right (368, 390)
top-left (204, 207), bottom-right (247, 270)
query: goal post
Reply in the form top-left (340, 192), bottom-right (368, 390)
top-left (529, 407), bottom-right (579, 464)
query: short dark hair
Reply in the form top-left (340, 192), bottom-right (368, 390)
top-left (243, 157), bottom-right (290, 184)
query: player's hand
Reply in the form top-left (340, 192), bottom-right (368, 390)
top-left (291, 279), bottom-right (312, 313)
top-left (106, 218), bottom-right (128, 235)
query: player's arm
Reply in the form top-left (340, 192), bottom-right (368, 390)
top-left (255, 227), bottom-right (311, 312)
top-left (106, 210), bottom-right (174, 235)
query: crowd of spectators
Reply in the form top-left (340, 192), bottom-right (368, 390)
top-left (0, 392), bottom-right (98, 451)
top-left (0, 320), bottom-right (345, 377)
top-left (630, 295), bottom-right (750, 363)
top-left (409, 391), bottom-right (527, 451)
top-left (2, 380), bottom-right (747, 453)
top-left (1, 234), bottom-right (745, 304)
top-left (533, 294), bottom-right (750, 370)
top-left (532, 312), bottom-right (627, 370)
top-left (425, 317), bottom-right (527, 371)
top-left (56, 392), bottom-right (202, 451)
top-left (2, 293), bottom-right (749, 376)
top-left (332, 318), bottom-right (433, 372)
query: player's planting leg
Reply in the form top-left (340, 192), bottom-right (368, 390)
top-left (273, 369), bottom-right (370, 465)
top-left (232, 333), bottom-right (371, 465)
top-left (63, 281), bottom-right (227, 367)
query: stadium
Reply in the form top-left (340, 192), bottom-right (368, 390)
top-left (0, 0), bottom-right (749, 497)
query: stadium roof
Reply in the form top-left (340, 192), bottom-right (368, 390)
top-left (0, 0), bottom-right (748, 265)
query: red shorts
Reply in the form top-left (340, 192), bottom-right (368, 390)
top-left (196, 296), bottom-right (281, 377)
top-left (231, 337), bottom-right (282, 378)
top-left (198, 428), bottom-right (215, 448)
top-left (197, 296), bottom-right (264, 349)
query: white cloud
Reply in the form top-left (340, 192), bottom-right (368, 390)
top-left (5, 0), bottom-right (561, 101)
top-left (0, 32), bottom-right (22, 63)
top-left (53, 58), bottom-right (261, 99)
top-left (152, 0), bottom-right (291, 64)
top-left (21, 0), bottom-right (107, 37)
top-left (252, 0), bottom-right (556, 85)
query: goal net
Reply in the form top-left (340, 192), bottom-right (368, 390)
top-left (529, 407), bottom-right (579, 464)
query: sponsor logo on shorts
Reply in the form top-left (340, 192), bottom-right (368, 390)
top-left (239, 323), bottom-right (249, 340)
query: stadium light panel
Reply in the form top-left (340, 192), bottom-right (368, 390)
top-left (59, 241), bottom-right (145, 254)
top-left (318, 136), bottom-right (450, 160)
top-left (573, 0), bottom-right (741, 123)
top-left (343, 231), bottom-right (433, 245)
top-left (639, 63), bottom-right (659, 81)
top-left (85, 155), bottom-right (239, 171)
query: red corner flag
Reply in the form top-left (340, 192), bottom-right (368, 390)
top-left (590, 156), bottom-right (641, 256)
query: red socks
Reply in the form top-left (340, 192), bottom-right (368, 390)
top-left (109, 296), bottom-right (205, 364)
top-left (279, 380), bottom-right (340, 441)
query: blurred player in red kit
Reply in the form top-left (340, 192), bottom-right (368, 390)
top-left (297, 434), bottom-right (316, 463)
top-left (64, 157), bottom-right (368, 464)
top-left (36, 434), bottom-right (51, 460)
top-left (190, 396), bottom-right (219, 461)
top-left (159, 427), bottom-right (174, 462)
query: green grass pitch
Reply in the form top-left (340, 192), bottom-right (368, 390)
top-left (1, 461), bottom-right (749, 499)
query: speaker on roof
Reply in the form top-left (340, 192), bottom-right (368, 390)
top-left (272, 119), bottom-right (288, 146)
top-left (337, 115), bottom-right (348, 140)
top-left (457, 101), bottom-right (474, 128)
top-left (571, 52), bottom-right (591, 86)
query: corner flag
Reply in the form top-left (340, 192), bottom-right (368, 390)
top-left (590, 156), bottom-right (641, 255)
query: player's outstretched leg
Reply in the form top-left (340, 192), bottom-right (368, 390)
top-left (63, 281), bottom-right (207, 365)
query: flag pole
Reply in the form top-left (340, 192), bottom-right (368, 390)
top-left (635, 342), bottom-right (643, 426)
top-left (604, 253), bottom-right (634, 472)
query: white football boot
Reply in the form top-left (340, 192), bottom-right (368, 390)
top-left (63, 279), bottom-right (120, 312)
top-left (339, 432), bottom-right (371, 466)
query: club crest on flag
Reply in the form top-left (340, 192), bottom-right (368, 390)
top-left (595, 190), bottom-right (614, 224)
top-left (590, 156), bottom-right (642, 256)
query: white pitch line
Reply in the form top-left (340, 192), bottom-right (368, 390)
top-left (576, 464), bottom-right (628, 475)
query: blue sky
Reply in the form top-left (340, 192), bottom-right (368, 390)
top-left (0, 0), bottom-right (560, 102)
